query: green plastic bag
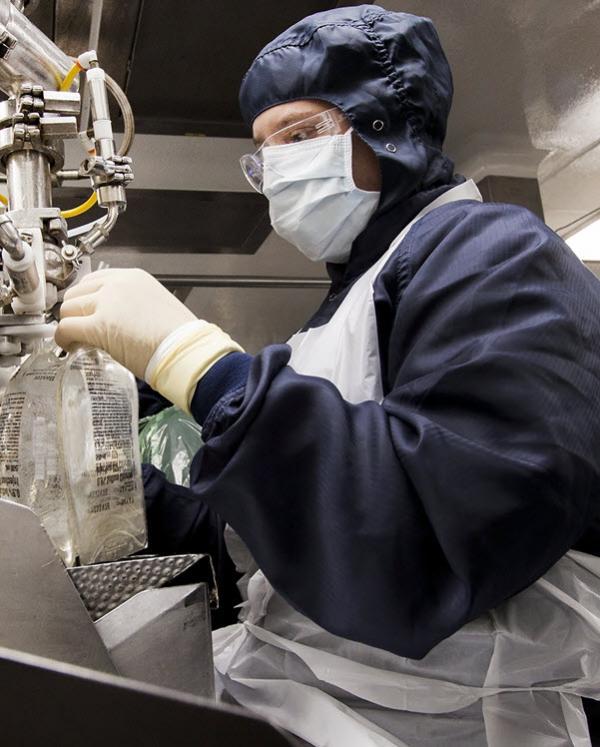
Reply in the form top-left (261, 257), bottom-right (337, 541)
top-left (139, 406), bottom-right (203, 487)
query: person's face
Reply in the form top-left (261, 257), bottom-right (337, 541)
top-left (252, 99), bottom-right (381, 192)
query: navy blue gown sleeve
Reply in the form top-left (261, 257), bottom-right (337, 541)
top-left (137, 379), bottom-right (171, 418)
top-left (142, 463), bottom-right (241, 627)
top-left (185, 201), bottom-right (600, 658)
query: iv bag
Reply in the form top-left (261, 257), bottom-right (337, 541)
top-left (61, 347), bottom-right (147, 564)
top-left (0, 347), bottom-right (76, 565)
top-left (0, 345), bottom-right (147, 566)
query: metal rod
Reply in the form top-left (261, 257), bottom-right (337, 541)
top-left (155, 275), bottom-right (331, 289)
top-left (55, 170), bottom-right (85, 181)
top-left (88, 70), bottom-right (114, 160)
top-left (79, 0), bottom-right (104, 134)
top-left (6, 150), bottom-right (52, 210)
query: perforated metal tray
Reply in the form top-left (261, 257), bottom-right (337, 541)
top-left (68, 553), bottom-right (217, 621)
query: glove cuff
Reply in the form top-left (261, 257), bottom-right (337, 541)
top-left (144, 320), bottom-right (244, 413)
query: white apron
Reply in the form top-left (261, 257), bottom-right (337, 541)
top-left (213, 181), bottom-right (600, 747)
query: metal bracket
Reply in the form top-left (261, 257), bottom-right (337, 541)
top-left (0, 85), bottom-right (78, 171)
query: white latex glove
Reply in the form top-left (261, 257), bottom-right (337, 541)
top-left (56, 268), bottom-right (243, 412)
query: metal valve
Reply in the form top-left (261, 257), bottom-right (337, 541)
top-left (81, 154), bottom-right (133, 185)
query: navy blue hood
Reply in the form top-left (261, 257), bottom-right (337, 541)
top-left (240, 5), bottom-right (458, 240)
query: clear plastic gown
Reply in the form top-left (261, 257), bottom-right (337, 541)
top-left (214, 551), bottom-right (600, 746)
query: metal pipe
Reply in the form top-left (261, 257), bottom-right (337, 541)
top-left (55, 169), bottom-right (86, 181)
top-left (78, 204), bottom-right (119, 251)
top-left (6, 150), bottom-right (52, 210)
top-left (0, 0), bottom-right (78, 94)
top-left (154, 275), bottom-right (331, 289)
top-left (87, 68), bottom-right (114, 160)
top-left (6, 260), bottom-right (38, 295)
top-left (78, 0), bottom-right (104, 136)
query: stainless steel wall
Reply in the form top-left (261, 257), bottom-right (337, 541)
top-left (184, 286), bottom-right (328, 353)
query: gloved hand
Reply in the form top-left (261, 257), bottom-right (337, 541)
top-left (55, 268), bottom-right (244, 412)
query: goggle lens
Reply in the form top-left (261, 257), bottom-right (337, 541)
top-left (240, 107), bottom-right (345, 194)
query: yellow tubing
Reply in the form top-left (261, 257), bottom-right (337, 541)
top-left (57, 63), bottom-right (98, 219)
top-left (61, 191), bottom-right (98, 219)
top-left (0, 188), bottom-right (95, 217)
top-left (59, 62), bottom-right (82, 92)
top-left (0, 189), bottom-right (96, 216)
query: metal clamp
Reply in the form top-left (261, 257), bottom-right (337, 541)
top-left (81, 154), bottom-right (133, 188)
top-left (0, 85), bottom-right (78, 171)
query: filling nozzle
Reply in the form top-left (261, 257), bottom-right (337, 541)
top-left (0, 214), bottom-right (42, 311)
top-left (0, 213), bottom-right (26, 261)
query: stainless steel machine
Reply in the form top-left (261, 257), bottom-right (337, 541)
top-left (0, 0), bottom-right (132, 362)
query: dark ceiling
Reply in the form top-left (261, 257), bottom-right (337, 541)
top-left (30, 0), bottom-right (369, 137)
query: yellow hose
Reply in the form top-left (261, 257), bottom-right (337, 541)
top-left (59, 62), bottom-right (97, 220)
top-left (61, 191), bottom-right (98, 219)
top-left (60, 62), bottom-right (82, 92)
top-left (0, 188), bottom-right (95, 217)
top-left (0, 189), bottom-right (95, 215)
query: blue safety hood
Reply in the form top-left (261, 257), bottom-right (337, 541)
top-left (239, 4), bottom-right (457, 218)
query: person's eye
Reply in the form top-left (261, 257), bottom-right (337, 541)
top-left (286, 127), bottom-right (314, 144)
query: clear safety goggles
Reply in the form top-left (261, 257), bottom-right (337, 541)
top-left (240, 107), bottom-right (348, 193)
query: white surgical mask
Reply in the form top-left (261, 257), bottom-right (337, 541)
top-left (262, 129), bottom-right (380, 263)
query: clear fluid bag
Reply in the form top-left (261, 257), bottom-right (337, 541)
top-left (0, 345), bottom-right (76, 565)
top-left (60, 347), bottom-right (147, 564)
top-left (0, 344), bottom-right (147, 566)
